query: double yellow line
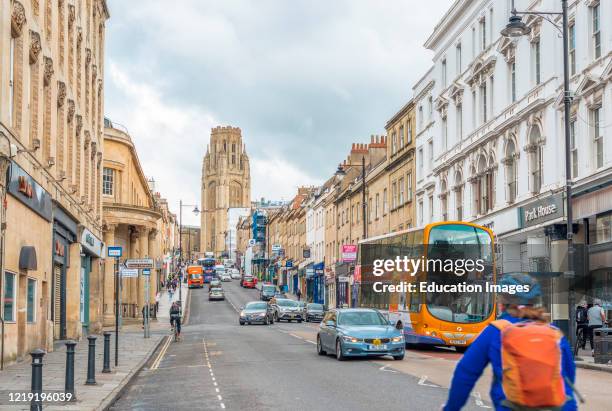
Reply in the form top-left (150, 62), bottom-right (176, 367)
top-left (150, 336), bottom-right (172, 370)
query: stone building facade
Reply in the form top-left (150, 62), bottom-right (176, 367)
top-left (200, 126), bottom-right (250, 257)
top-left (0, 0), bottom-right (108, 365)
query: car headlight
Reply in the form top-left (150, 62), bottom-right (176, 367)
top-left (342, 335), bottom-right (361, 343)
top-left (391, 336), bottom-right (404, 343)
top-left (240, 311), bottom-right (246, 317)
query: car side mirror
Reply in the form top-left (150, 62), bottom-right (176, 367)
top-left (325, 320), bottom-right (335, 327)
top-left (239, 306), bottom-right (244, 310)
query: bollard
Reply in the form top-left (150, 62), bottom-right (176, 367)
top-left (30, 349), bottom-right (45, 411)
top-left (102, 332), bottom-right (111, 373)
top-left (85, 336), bottom-right (97, 385)
top-left (64, 341), bottom-right (77, 400)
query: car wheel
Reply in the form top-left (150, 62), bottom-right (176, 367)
top-left (393, 354), bottom-right (405, 361)
top-left (317, 335), bottom-right (326, 355)
top-left (239, 320), bottom-right (245, 325)
top-left (265, 316), bottom-right (270, 325)
top-left (297, 319), bottom-right (302, 323)
top-left (455, 346), bottom-right (468, 354)
top-left (336, 339), bottom-right (345, 361)
top-left (274, 313), bottom-right (279, 322)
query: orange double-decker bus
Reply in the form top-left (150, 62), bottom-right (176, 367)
top-left (358, 221), bottom-right (495, 352)
top-left (187, 265), bottom-right (204, 288)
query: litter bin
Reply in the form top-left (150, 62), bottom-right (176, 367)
top-left (593, 328), bottom-right (612, 364)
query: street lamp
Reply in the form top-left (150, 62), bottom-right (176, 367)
top-left (335, 155), bottom-right (367, 240)
top-left (502, 0), bottom-right (576, 349)
top-left (179, 200), bottom-right (200, 304)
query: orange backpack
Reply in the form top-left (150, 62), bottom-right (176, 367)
top-left (492, 320), bottom-right (567, 410)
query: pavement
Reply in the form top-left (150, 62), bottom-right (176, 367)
top-left (0, 284), bottom-right (189, 411)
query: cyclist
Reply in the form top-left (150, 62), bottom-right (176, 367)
top-left (169, 301), bottom-right (182, 339)
top-left (442, 273), bottom-right (577, 411)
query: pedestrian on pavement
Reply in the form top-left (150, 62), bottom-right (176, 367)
top-left (576, 300), bottom-right (589, 349)
top-left (296, 288), bottom-right (302, 301)
top-left (155, 292), bottom-right (161, 316)
top-left (442, 273), bottom-right (577, 411)
top-left (168, 287), bottom-right (174, 302)
top-left (587, 299), bottom-right (606, 354)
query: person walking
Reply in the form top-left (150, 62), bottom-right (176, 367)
top-left (587, 299), bottom-right (606, 355)
top-left (575, 301), bottom-right (589, 350)
top-left (442, 273), bottom-right (577, 411)
top-left (296, 287), bottom-right (302, 301)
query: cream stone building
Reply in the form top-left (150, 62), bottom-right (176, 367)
top-left (102, 119), bottom-right (163, 324)
top-left (200, 126), bottom-right (250, 257)
top-left (0, 0), bottom-right (108, 365)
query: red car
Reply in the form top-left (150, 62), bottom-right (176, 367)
top-left (242, 276), bottom-right (256, 288)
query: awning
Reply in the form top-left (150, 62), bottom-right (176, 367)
top-left (19, 246), bottom-right (37, 270)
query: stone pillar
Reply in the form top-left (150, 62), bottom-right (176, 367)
top-left (127, 228), bottom-right (139, 315)
top-left (148, 229), bottom-right (159, 303)
top-left (137, 228), bottom-right (149, 317)
top-left (103, 224), bottom-right (116, 326)
top-left (66, 242), bottom-right (82, 340)
top-left (88, 255), bottom-right (103, 333)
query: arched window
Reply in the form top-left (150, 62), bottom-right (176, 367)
top-left (229, 181), bottom-right (242, 208)
top-left (487, 153), bottom-right (496, 210)
top-left (505, 138), bottom-right (518, 203)
top-left (528, 125), bottom-right (543, 193)
top-left (440, 179), bottom-right (448, 221)
top-left (454, 171), bottom-right (463, 220)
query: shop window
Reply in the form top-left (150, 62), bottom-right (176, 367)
top-left (595, 213), bottom-right (612, 244)
top-left (3, 272), bottom-right (16, 322)
top-left (27, 278), bottom-right (36, 323)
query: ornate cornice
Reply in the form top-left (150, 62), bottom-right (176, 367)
top-left (43, 57), bottom-right (54, 86)
top-left (11, 1), bottom-right (26, 38)
top-left (77, 27), bottom-right (83, 43)
top-left (57, 82), bottom-right (67, 107)
top-left (29, 31), bottom-right (42, 64)
top-left (67, 99), bottom-right (75, 121)
top-left (76, 115), bottom-right (83, 135)
top-left (68, 5), bottom-right (76, 28)
top-left (85, 48), bottom-right (92, 65)
top-left (84, 131), bottom-right (91, 147)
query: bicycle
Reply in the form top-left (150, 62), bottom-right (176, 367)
top-left (171, 316), bottom-right (182, 342)
top-left (574, 326), bottom-right (586, 357)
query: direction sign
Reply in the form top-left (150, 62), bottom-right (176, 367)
top-left (125, 258), bottom-right (154, 269)
top-left (120, 268), bottom-right (139, 277)
top-left (108, 246), bottom-right (122, 258)
top-left (142, 268), bottom-right (151, 276)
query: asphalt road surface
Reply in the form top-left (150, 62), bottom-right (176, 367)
top-left (110, 280), bottom-right (486, 411)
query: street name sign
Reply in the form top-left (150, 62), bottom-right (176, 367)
top-left (120, 268), bottom-right (139, 277)
top-left (108, 246), bottom-right (122, 258)
top-left (125, 258), bottom-right (154, 269)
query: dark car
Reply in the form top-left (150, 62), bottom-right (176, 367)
top-left (305, 303), bottom-right (325, 322)
top-left (209, 287), bottom-right (225, 301)
top-left (239, 301), bottom-right (274, 325)
top-left (260, 284), bottom-right (276, 301)
top-left (271, 299), bottom-right (303, 322)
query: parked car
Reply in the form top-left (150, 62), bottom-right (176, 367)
top-left (271, 299), bottom-right (303, 322)
top-left (305, 303), bottom-right (325, 322)
top-left (220, 273), bottom-right (232, 282)
top-left (260, 284), bottom-right (276, 301)
top-left (242, 276), bottom-right (256, 288)
top-left (230, 269), bottom-right (241, 280)
top-left (239, 301), bottom-right (275, 325)
top-left (209, 287), bottom-right (225, 301)
top-left (296, 301), bottom-right (306, 317)
top-left (317, 308), bottom-right (405, 361)
top-left (273, 291), bottom-right (287, 299)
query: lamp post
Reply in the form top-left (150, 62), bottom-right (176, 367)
top-left (335, 155), bottom-right (367, 240)
top-left (179, 200), bottom-right (200, 304)
top-left (502, 0), bottom-right (576, 349)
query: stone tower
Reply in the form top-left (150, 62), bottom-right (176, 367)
top-left (200, 126), bottom-right (251, 256)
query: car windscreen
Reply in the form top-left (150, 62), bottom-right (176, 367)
top-left (276, 300), bottom-right (298, 307)
top-left (337, 311), bottom-right (387, 326)
top-left (246, 302), bottom-right (267, 310)
top-left (262, 286), bottom-right (276, 293)
top-left (210, 287), bottom-right (223, 292)
top-left (307, 304), bottom-right (324, 311)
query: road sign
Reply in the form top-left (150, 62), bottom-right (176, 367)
top-left (108, 246), bottom-right (122, 258)
top-left (125, 258), bottom-right (154, 269)
top-left (120, 268), bottom-right (138, 277)
top-left (142, 268), bottom-right (151, 276)
top-left (248, 239), bottom-right (256, 247)
top-left (272, 244), bottom-right (281, 251)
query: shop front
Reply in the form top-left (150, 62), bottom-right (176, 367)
top-left (335, 262), bottom-right (351, 308)
top-left (79, 228), bottom-right (104, 336)
top-left (313, 262), bottom-right (325, 305)
top-left (325, 265), bottom-right (336, 309)
top-left (52, 204), bottom-right (78, 340)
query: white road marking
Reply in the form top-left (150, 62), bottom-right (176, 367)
top-left (473, 392), bottom-right (491, 408)
top-left (217, 395), bottom-right (223, 401)
top-left (379, 365), bottom-right (399, 374)
top-left (417, 375), bottom-right (440, 387)
top-left (220, 403), bottom-right (225, 409)
top-left (204, 338), bottom-right (227, 410)
top-left (306, 340), bottom-right (316, 345)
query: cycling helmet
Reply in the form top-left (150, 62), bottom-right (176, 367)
top-left (497, 272), bottom-right (541, 305)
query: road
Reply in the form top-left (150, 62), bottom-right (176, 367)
top-left (110, 280), bottom-right (487, 411)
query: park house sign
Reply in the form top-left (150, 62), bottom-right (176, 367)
top-left (520, 193), bottom-right (564, 228)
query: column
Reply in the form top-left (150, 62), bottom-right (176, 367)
top-left (103, 224), bottom-right (116, 326)
top-left (127, 228), bottom-right (139, 316)
top-left (66, 243), bottom-right (82, 340)
top-left (148, 229), bottom-right (159, 303)
top-left (137, 228), bottom-right (149, 317)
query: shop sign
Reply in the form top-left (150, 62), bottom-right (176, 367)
top-left (474, 208), bottom-right (521, 236)
top-left (272, 244), bottom-right (281, 252)
top-left (8, 161), bottom-right (52, 221)
top-left (285, 260), bottom-right (293, 268)
top-left (80, 228), bottom-right (103, 257)
top-left (354, 265), bottom-right (361, 283)
top-left (520, 193), bottom-right (564, 228)
top-left (306, 268), bottom-right (314, 278)
top-left (341, 244), bottom-right (357, 262)
top-left (338, 276), bottom-right (349, 283)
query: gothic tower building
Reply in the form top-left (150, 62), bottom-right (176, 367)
top-left (200, 126), bottom-right (251, 256)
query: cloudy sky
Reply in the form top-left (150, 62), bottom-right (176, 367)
top-left (104, 0), bottom-right (453, 225)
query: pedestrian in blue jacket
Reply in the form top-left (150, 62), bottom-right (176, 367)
top-left (443, 273), bottom-right (577, 411)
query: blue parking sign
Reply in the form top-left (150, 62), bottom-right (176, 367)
top-left (108, 246), bottom-right (122, 258)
